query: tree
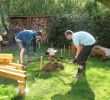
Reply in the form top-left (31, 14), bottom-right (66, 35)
top-left (0, 0), bottom-right (10, 34)
top-left (96, 0), bottom-right (110, 8)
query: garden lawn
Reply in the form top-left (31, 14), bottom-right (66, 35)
top-left (0, 46), bottom-right (110, 100)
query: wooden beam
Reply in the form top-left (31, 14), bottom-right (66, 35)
top-left (0, 54), bottom-right (13, 64)
top-left (8, 63), bottom-right (25, 70)
top-left (0, 69), bottom-right (26, 81)
top-left (0, 58), bottom-right (12, 64)
top-left (0, 66), bottom-right (26, 74)
top-left (0, 54), bottom-right (13, 59)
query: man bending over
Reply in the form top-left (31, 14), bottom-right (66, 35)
top-left (15, 30), bottom-right (44, 64)
top-left (65, 30), bottom-right (96, 78)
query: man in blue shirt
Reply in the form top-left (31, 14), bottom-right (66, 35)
top-left (65, 30), bottom-right (96, 78)
top-left (15, 30), bottom-right (44, 65)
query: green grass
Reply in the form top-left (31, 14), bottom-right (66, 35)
top-left (0, 45), bottom-right (110, 100)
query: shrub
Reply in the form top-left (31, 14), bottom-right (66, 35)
top-left (47, 14), bottom-right (89, 48)
top-left (92, 11), bottom-right (110, 47)
top-left (47, 17), bottom-right (74, 48)
top-left (48, 10), bottom-right (110, 48)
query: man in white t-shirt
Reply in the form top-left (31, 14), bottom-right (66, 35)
top-left (65, 30), bottom-right (96, 78)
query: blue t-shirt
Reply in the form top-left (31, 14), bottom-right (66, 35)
top-left (72, 31), bottom-right (96, 46)
top-left (16, 30), bottom-right (38, 55)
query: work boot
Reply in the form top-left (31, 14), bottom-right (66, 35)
top-left (73, 68), bottom-right (85, 78)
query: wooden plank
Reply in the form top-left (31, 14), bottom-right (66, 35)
top-left (0, 65), bottom-right (16, 69)
top-left (0, 66), bottom-right (26, 74)
top-left (0, 54), bottom-right (13, 58)
top-left (0, 54), bottom-right (13, 64)
top-left (0, 69), bottom-right (26, 81)
top-left (91, 48), bottom-right (106, 56)
top-left (0, 58), bottom-right (12, 64)
top-left (8, 63), bottom-right (24, 70)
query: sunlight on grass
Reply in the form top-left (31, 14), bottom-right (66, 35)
top-left (0, 46), bottom-right (110, 100)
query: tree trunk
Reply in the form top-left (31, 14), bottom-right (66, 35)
top-left (0, 0), bottom-right (10, 34)
top-left (1, 8), bottom-right (10, 34)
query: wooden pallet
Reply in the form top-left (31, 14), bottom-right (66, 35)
top-left (0, 54), bottom-right (27, 96)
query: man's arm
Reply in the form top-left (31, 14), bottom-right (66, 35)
top-left (74, 45), bottom-right (82, 59)
top-left (26, 43), bottom-right (30, 56)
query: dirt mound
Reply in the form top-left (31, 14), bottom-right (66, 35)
top-left (42, 62), bottom-right (64, 72)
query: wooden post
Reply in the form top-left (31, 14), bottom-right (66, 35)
top-left (18, 81), bottom-right (26, 96)
top-left (25, 55), bottom-right (28, 64)
top-left (0, 43), bottom-right (1, 52)
top-left (17, 60), bottom-right (19, 64)
top-left (69, 46), bottom-right (71, 58)
top-left (39, 43), bottom-right (41, 49)
top-left (40, 56), bottom-right (43, 70)
top-left (51, 43), bottom-right (53, 48)
top-left (64, 45), bottom-right (66, 54)
top-left (61, 49), bottom-right (63, 57)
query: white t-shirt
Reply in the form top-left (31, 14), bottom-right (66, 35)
top-left (72, 31), bottom-right (96, 46)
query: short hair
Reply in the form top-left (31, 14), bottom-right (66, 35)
top-left (37, 32), bottom-right (42, 36)
top-left (65, 30), bottom-right (73, 35)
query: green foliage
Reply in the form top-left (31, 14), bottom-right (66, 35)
top-left (91, 11), bottom-right (110, 47)
top-left (0, 0), bottom-right (110, 47)
top-left (96, 0), bottom-right (110, 8)
top-left (48, 7), bottom-right (110, 48)
top-left (48, 17), bottom-right (75, 47)
top-left (9, 0), bottom-right (76, 16)
top-left (47, 13), bottom-right (90, 47)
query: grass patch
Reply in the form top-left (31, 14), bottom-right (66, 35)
top-left (0, 45), bottom-right (110, 100)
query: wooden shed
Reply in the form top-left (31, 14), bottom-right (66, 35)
top-left (9, 15), bottom-right (53, 43)
top-left (10, 15), bottom-right (53, 34)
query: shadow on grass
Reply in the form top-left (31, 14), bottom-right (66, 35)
top-left (0, 77), bottom-right (16, 86)
top-left (11, 96), bottom-right (25, 100)
top-left (51, 75), bottom-right (95, 100)
top-left (26, 69), bottom-right (54, 83)
top-left (27, 68), bottom-right (70, 82)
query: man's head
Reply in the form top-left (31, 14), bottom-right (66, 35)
top-left (65, 30), bottom-right (73, 40)
top-left (36, 32), bottom-right (42, 43)
top-left (36, 31), bottom-right (46, 43)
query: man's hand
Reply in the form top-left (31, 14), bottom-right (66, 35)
top-left (74, 45), bottom-right (82, 59)
top-left (73, 58), bottom-right (77, 64)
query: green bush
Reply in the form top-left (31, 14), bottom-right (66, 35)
top-left (92, 11), bottom-right (110, 47)
top-left (48, 10), bottom-right (110, 48)
top-left (47, 17), bottom-right (74, 48)
top-left (47, 15), bottom-right (90, 48)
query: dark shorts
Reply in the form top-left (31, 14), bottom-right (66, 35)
top-left (77, 44), bottom-right (95, 67)
top-left (16, 39), bottom-right (25, 49)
